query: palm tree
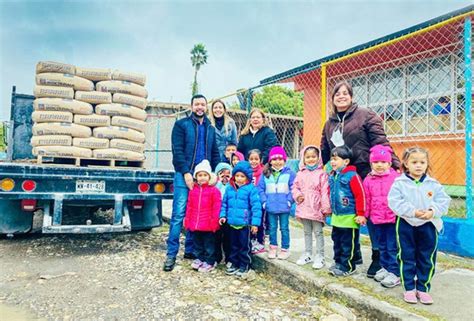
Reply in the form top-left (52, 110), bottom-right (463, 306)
top-left (190, 43), bottom-right (208, 96)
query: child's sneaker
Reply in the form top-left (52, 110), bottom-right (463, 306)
top-left (191, 259), bottom-right (203, 270)
top-left (416, 291), bottom-right (433, 305)
top-left (268, 245), bottom-right (277, 259)
top-left (278, 249), bottom-right (290, 260)
top-left (380, 272), bottom-right (400, 288)
top-left (226, 261), bottom-right (232, 269)
top-left (236, 268), bottom-right (256, 281)
top-left (296, 253), bottom-right (313, 265)
top-left (329, 266), bottom-right (356, 277)
top-left (403, 290), bottom-right (418, 304)
top-left (252, 242), bottom-right (266, 254)
top-left (198, 262), bottom-right (215, 273)
top-left (312, 255), bottom-right (325, 269)
top-left (374, 268), bottom-right (389, 282)
top-left (225, 264), bottom-right (239, 275)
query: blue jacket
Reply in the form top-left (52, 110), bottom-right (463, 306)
top-left (258, 166), bottom-right (295, 214)
top-left (171, 115), bottom-right (220, 174)
top-left (388, 173), bottom-right (451, 232)
top-left (220, 181), bottom-right (262, 227)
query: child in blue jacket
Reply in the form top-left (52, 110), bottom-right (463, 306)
top-left (219, 161), bottom-right (262, 279)
top-left (258, 146), bottom-right (296, 260)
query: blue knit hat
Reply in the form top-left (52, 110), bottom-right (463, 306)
top-left (215, 162), bottom-right (232, 175)
top-left (232, 161), bottom-right (253, 182)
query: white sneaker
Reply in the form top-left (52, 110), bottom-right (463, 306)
top-left (381, 272), bottom-right (401, 288)
top-left (374, 268), bottom-right (389, 282)
top-left (312, 255), bottom-right (325, 269)
top-left (250, 239), bottom-right (258, 252)
top-left (296, 253), bottom-right (313, 265)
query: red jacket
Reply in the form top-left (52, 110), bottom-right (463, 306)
top-left (184, 183), bottom-right (222, 232)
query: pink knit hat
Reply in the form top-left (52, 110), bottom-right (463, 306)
top-left (268, 146), bottom-right (287, 162)
top-left (369, 145), bottom-right (393, 163)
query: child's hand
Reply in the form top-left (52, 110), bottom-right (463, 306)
top-left (219, 218), bottom-right (227, 225)
top-left (355, 216), bottom-right (367, 226)
top-left (419, 209), bottom-right (434, 220)
top-left (296, 195), bottom-right (305, 204)
top-left (415, 209), bottom-right (426, 218)
top-left (250, 226), bottom-right (258, 234)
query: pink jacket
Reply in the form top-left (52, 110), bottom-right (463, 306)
top-left (184, 183), bottom-right (222, 232)
top-left (292, 145), bottom-right (331, 222)
top-left (363, 168), bottom-right (399, 224)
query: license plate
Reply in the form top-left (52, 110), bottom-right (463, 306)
top-left (76, 180), bottom-right (106, 193)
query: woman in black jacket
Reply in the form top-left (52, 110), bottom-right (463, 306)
top-left (237, 108), bottom-right (279, 164)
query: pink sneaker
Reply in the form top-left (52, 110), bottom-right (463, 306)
top-left (268, 245), bottom-right (277, 259)
top-left (403, 290), bottom-right (418, 304)
top-left (417, 291), bottom-right (433, 305)
top-left (191, 259), bottom-right (203, 270)
top-left (278, 249), bottom-right (290, 260)
top-left (198, 262), bottom-right (216, 273)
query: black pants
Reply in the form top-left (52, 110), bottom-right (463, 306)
top-left (229, 226), bottom-right (252, 271)
top-left (214, 223), bottom-right (231, 263)
top-left (193, 231), bottom-right (216, 265)
top-left (332, 226), bottom-right (360, 272)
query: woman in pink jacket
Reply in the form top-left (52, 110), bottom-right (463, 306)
top-left (184, 160), bottom-right (222, 273)
top-left (292, 145), bottom-right (331, 269)
top-left (363, 145), bottom-right (400, 288)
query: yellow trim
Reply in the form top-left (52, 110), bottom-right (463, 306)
top-left (321, 64), bottom-right (327, 127)
top-left (325, 11), bottom-right (474, 66)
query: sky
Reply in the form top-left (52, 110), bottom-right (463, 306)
top-left (0, 0), bottom-right (472, 120)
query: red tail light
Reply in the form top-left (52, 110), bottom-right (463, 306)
top-left (22, 180), bottom-right (37, 192)
top-left (138, 183), bottom-right (150, 193)
top-left (21, 199), bottom-right (37, 211)
top-left (131, 200), bottom-right (144, 210)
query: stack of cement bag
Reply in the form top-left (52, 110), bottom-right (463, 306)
top-left (32, 61), bottom-right (148, 162)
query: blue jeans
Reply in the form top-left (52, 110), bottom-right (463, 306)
top-left (268, 212), bottom-right (290, 250)
top-left (166, 172), bottom-right (193, 258)
top-left (375, 223), bottom-right (398, 276)
top-left (367, 219), bottom-right (379, 250)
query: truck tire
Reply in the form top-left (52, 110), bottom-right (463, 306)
top-left (34, 85), bottom-right (74, 99)
top-left (93, 126), bottom-right (145, 143)
top-left (111, 70), bottom-right (146, 86)
top-left (34, 98), bottom-right (93, 115)
top-left (95, 104), bottom-right (147, 121)
top-left (111, 116), bottom-right (146, 132)
top-left (73, 137), bottom-right (109, 149)
top-left (110, 138), bottom-right (145, 153)
top-left (112, 93), bottom-right (147, 109)
top-left (33, 146), bottom-right (93, 158)
top-left (74, 114), bottom-right (110, 127)
top-left (96, 80), bottom-right (147, 98)
top-left (31, 135), bottom-right (72, 147)
top-left (33, 122), bottom-right (92, 138)
top-left (75, 66), bottom-right (112, 81)
top-left (75, 91), bottom-right (112, 104)
top-left (36, 61), bottom-right (75, 75)
top-left (93, 148), bottom-right (144, 161)
top-left (36, 73), bottom-right (94, 91)
top-left (32, 111), bottom-right (73, 123)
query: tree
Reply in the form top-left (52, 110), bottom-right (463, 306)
top-left (252, 85), bottom-right (304, 117)
top-left (190, 43), bottom-right (208, 96)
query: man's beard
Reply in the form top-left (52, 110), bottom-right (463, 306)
top-left (192, 111), bottom-right (204, 119)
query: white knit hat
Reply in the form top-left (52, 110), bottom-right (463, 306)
top-left (194, 160), bottom-right (212, 178)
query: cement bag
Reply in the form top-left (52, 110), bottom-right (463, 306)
top-left (34, 85), bottom-right (74, 99)
top-left (32, 111), bottom-right (73, 123)
top-left (93, 126), bottom-right (145, 143)
top-left (75, 91), bottom-right (112, 104)
top-left (31, 135), bottom-right (72, 147)
top-left (111, 70), bottom-right (146, 86)
top-left (36, 61), bottom-right (75, 75)
top-left (33, 146), bottom-right (92, 158)
top-left (33, 122), bottom-right (92, 138)
top-left (96, 80), bottom-right (148, 98)
top-left (110, 139), bottom-right (145, 153)
top-left (93, 148), bottom-right (145, 161)
top-left (95, 104), bottom-right (147, 121)
top-left (74, 114), bottom-right (110, 127)
top-left (73, 137), bottom-right (109, 149)
top-left (111, 116), bottom-right (146, 132)
top-left (36, 73), bottom-right (94, 91)
top-left (34, 98), bottom-right (93, 115)
top-left (75, 66), bottom-right (112, 81)
top-left (113, 93), bottom-right (147, 109)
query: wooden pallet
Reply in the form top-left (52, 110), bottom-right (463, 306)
top-left (36, 155), bottom-right (144, 169)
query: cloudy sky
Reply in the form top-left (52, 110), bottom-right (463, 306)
top-left (0, 0), bottom-right (472, 120)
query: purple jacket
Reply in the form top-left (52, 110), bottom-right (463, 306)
top-left (363, 168), bottom-right (400, 224)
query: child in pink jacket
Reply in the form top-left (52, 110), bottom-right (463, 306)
top-left (184, 160), bottom-right (222, 273)
top-left (363, 145), bottom-right (400, 288)
top-left (292, 145), bottom-right (331, 269)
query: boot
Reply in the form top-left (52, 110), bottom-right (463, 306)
top-left (367, 249), bottom-right (381, 278)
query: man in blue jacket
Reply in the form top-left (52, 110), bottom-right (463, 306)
top-left (163, 94), bottom-right (221, 272)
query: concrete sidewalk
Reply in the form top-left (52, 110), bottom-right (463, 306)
top-left (161, 200), bottom-right (474, 320)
